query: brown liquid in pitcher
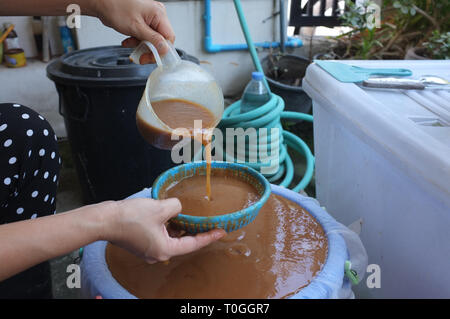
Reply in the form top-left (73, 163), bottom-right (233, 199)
top-left (152, 99), bottom-right (216, 132)
top-left (106, 194), bottom-right (328, 298)
top-left (160, 172), bottom-right (260, 216)
top-left (136, 98), bottom-right (216, 199)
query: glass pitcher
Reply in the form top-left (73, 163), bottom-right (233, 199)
top-left (132, 40), bottom-right (224, 150)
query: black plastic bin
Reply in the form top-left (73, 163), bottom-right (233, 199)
top-left (261, 54), bottom-right (312, 114)
top-left (47, 46), bottom-right (199, 204)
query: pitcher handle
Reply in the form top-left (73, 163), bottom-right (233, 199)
top-left (129, 39), bottom-right (180, 68)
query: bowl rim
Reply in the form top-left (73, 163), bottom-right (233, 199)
top-left (151, 161), bottom-right (271, 221)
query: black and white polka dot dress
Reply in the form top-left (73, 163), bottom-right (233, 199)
top-left (0, 103), bottom-right (62, 298)
top-left (1, 103), bottom-right (61, 224)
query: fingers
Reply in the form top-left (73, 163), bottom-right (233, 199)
top-left (167, 229), bottom-right (227, 257)
top-left (121, 2), bottom-right (175, 56)
top-left (157, 198), bottom-right (182, 222)
top-left (122, 36), bottom-right (172, 50)
top-left (134, 20), bottom-right (169, 56)
top-left (152, 2), bottom-right (175, 44)
top-left (122, 37), bottom-right (156, 64)
top-left (121, 37), bottom-right (140, 48)
top-left (139, 53), bottom-right (156, 64)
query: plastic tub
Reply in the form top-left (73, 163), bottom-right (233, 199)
top-left (80, 184), bottom-right (351, 299)
top-left (47, 46), bottom-right (199, 204)
top-left (303, 60), bottom-right (450, 298)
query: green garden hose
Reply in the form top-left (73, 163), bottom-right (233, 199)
top-left (219, 92), bottom-right (314, 192)
top-left (219, 0), bottom-right (314, 192)
top-left (195, 0), bottom-right (314, 191)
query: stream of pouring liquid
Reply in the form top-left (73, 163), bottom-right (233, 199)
top-left (203, 132), bottom-right (212, 200)
top-left (193, 127), bottom-right (213, 200)
top-left (149, 98), bottom-right (217, 200)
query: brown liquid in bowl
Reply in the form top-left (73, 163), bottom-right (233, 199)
top-left (160, 173), bottom-right (260, 216)
top-left (106, 194), bottom-right (328, 299)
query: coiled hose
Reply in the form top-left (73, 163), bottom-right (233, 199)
top-left (197, 0), bottom-right (315, 192)
top-left (219, 93), bottom-right (314, 192)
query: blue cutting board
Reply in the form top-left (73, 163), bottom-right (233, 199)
top-left (315, 60), bottom-right (412, 83)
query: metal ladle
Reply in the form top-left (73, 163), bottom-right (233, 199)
top-left (363, 75), bottom-right (450, 90)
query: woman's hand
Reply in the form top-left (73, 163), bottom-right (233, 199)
top-left (0, 196), bottom-right (223, 281)
top-left (103, 198), bottom-right (226, 264)
top-left (91, 0), bottom-right (175, 61)
top-left (1, 0), bottom-right (174, 63)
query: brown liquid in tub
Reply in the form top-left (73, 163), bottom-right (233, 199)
top-left (160, 172), bottom-right (260, 217)
top-left (136, 98), bottom-right (216, 199)
top-left (106, 194), bottom-right (328, 299)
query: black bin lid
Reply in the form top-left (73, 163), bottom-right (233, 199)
top-left (47, 46), bottom-right (157, 87)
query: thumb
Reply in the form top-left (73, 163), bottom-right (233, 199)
top-left (135, 21), bottom-right (169, 56)
top-left (168, 229), bottom-right (227, 257)
top-left (157, 198), bottom-right (182, 222)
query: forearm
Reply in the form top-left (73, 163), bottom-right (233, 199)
top-left (0, 0), bottom-right (97, 16)
top-left (0, 201), bottom-right (116, 281)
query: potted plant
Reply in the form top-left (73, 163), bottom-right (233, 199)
top-left (392, 0), bottom-right (449, 59)
top-left (261, 49), bottom-right (312, 113)
top-left (314, 0), bottom-right (449, 60)
top-left (313, 0), bottom-right (388, 60)
top-left (422, 31), bottom-right (450, 59)
top-left (406, 30), bottom-right (449, 60)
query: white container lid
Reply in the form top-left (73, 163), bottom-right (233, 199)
top-left (303, 60), bottom-right (450, 205)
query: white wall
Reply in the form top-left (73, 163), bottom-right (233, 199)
top-left (76, 0), bottom-right (279, 96)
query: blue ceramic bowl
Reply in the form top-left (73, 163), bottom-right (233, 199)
top-left (152, 161), bottom-right (271, 233)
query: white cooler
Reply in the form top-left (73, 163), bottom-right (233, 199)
top-left (303, 60), bottom-right (450, 298)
